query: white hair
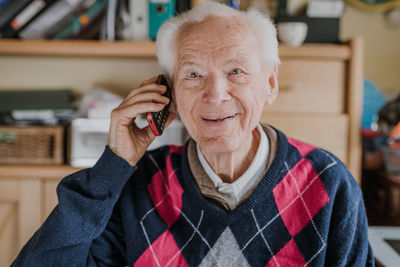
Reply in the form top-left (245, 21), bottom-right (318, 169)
top-left (156, 0), bottom-right (280, 80)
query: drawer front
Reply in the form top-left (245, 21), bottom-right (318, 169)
top-left (260, 113), bottom-right (348, 164)
top-left (267, 59), bottom-right (346, 113)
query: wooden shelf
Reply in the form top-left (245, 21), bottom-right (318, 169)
top-left (0, 39), bottom-right (156, 58)
top-left (279, 43), bottom-right (351, 60)
top-left (0, 165), bottom-right (81, 180)
top-left (0, 39), bottom-right (350, 59)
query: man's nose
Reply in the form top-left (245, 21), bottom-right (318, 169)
top-left (203, 73), bottom-right (231, 105)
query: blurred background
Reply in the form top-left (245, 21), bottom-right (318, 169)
top-left (0, 0), bottom-right (400, 266)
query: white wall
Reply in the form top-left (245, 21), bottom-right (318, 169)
top-left (341, 5), bottom-right (400, 92)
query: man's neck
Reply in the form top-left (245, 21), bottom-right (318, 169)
top-left (200, 127), bottom-right (260, 183)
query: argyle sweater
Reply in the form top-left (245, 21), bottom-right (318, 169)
top-left (12, 128), bottom-right (374, 266)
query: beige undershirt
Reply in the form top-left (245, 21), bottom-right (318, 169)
top-left (187, 124), bottom-right (278, 210)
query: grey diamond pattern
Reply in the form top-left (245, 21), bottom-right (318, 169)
top-left (199, 227), bottom-right (250, 267)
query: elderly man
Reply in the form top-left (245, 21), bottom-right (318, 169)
top-left (13, 1), bottom-right (374, 266)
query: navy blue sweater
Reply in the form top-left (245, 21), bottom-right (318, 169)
top-left (12, 129), bottom-right (374, 266)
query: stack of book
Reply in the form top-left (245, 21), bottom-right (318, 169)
top-left (0, 0), bottom-right (191, 41)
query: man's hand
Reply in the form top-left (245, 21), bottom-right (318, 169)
top-left (108, 76), bottom-right (176, 166)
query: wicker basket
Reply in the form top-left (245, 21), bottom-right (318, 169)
top-left (0, 126), bottom-right (63, 165)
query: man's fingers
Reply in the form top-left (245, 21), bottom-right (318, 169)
top-left (112, 102), bottom-right (165, 125)
top-left (139, 76), bottom-right (158, 87)
top-left (126, 82), bottom-right (167, 99)
top-left (119, 92), bottom-right (170, 109)
top-left (130, 120), bottom-right (156, 141)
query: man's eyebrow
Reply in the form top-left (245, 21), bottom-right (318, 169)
top-left (177, 59), bottom-right (206, 71)
top-left (179, 58), bottom-right (249, 67)
top-left (179, 60), bottom-right (198, 66)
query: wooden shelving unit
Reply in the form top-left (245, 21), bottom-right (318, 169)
top-left (0, 39), bottom-right (156, 57)
top-left (0, 165), bottom-right (80, 180)
top-left (279, 43), bottom-right (351, 60)
top-left (0, 39), bottom-right (351, 59)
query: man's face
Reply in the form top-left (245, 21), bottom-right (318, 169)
top-left (173, 16), bottom-right (277, 154)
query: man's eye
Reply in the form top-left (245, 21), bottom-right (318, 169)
top-left (189, 72), bottom-right (199, 78)
top-left (231, 68), bottom-right (242, 75)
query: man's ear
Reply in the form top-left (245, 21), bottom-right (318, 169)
top-left (265, 66), bottom-right (278, 105)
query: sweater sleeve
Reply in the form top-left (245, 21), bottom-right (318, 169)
top-left (324, 166), bottom-right (375, 267)
top-left (11, 146), bottom-right (137, 266)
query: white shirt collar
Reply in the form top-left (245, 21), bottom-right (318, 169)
top-left (196, 124), bottom-right (269, 208)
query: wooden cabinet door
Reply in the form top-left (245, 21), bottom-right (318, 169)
top-left (43, 179), bottom-right (61, 221)
top-left (0, 179), bottom-right (41, 266)
top-left (261, 113), bottom-right (349, 164)
top-left (0, 180), bottom-right (18, 267)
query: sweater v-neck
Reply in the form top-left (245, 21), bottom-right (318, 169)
top-left (178, 128), bottom-right (288, 225)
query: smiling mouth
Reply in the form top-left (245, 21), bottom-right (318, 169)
top-left (202, 114), bottom-right (237, 122)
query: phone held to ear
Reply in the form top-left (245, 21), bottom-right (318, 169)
top-left (146, 75), bottom-right (172, 136)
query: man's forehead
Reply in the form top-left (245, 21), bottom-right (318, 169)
top-left (177, 51), bottom-right (251, 66)
top-left (174, 16), bottom-right (260, 68)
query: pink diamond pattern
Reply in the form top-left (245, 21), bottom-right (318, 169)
top-left (134, 230), bottom-right (189, 267)
top-left (265, 239), bottom-right (307, 267)
top-left (148, 145), bottom-right (185, 227)
top-left (287, 137), bottom-right (316, 157)
top-left (273, 158), bottom-right (330, 237)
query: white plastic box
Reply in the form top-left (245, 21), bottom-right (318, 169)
top-left (69, 118), bottom-right (187, 167)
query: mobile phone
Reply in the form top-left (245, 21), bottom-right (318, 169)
top-left (146, 75), bottom-right (172, 136)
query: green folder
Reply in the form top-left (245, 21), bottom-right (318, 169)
top-left (0, 89), bottom-right (73, 114)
